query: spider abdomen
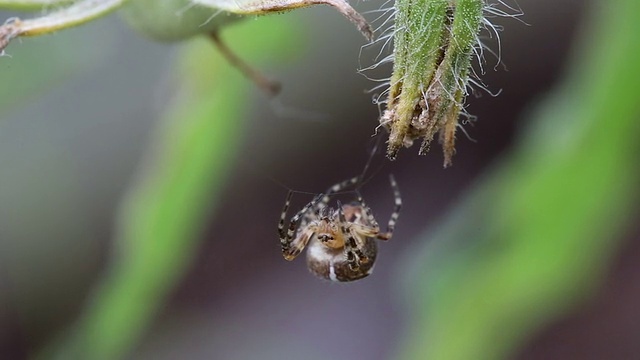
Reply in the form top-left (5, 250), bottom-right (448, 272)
top-left (306, 237), bottom-right (378, 282)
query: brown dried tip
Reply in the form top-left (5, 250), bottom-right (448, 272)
top-left (381, 65), bottom-right (465, 167)
top-left (0, 20), bottom-right (21, 52)
top-left (244, 0), bottom-right (372, 41)
top-left (376, 0), bottom-right (486, 167)
top-left (210, 32), bottom-right (282, 96)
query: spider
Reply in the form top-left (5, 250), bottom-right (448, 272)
top-left (278, 175), bottom-right (401, 282)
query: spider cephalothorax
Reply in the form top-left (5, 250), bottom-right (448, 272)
top-left (278, 176), bottom-right (401, 282)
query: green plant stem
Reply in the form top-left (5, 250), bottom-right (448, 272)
top-left (0, 0), bottom-right (73, 10)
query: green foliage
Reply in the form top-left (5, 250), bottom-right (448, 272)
top-left (3, 0), bottom-right (637, 358)
top-left (400, 0), bottom-right (640, 359)
top-left (36, 16), bottom-right (298, 360)
top-left (120, 0), bottom-right (240, 41)
top-left (0, 0), bottom-right (73, 11)
top-left (1, 0), bottom-right (368, 51)
top-left (0, 28), bottom-right (106, 114)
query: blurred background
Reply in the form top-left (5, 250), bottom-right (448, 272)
top-left (1, 0), bottom-right (639, 359)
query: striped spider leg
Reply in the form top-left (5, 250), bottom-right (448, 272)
top-left (278, 191), bottom-right (324, 261)
top-left (337, 175), bottom-right (401, 271)
top-left (280, 176), bottom-right (360, 258)
top-left (278, 175), bottom-right (402, 282)
top-left (350, 174), bottom-right (402, 241)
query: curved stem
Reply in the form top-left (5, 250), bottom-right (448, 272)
top-left (1, 0), bottom-right (127, 51)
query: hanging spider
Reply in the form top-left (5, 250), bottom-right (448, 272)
top-left (278, 175), bottom-right (401, 282)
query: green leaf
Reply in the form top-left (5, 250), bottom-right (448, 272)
top-left (40, 15), bottom-right (299, 360)
top-left (0, 0), bottom-right (74, 11)
top-left (0, 26), bottom-right (108, 114)
top-left (400, 0), bottom-right (640, 359)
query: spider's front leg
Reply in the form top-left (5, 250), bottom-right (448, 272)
top-left (282, 227), bottom-right (316, 261)
top-left (0, 0), bottom-right (127, 51)
top-left (357, 174), bottom-right (402, 241)
top-left (314, 176), bottom-right (360, 215)
top-left (278, 191), bottom-right (323, 260)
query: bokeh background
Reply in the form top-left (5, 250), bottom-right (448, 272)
top-left (1, 0), bottom-right (639, 359)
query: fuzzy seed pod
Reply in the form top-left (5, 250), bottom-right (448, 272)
top-left (380, 0), bottom-right (484, 167)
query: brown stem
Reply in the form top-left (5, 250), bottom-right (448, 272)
top-left (209, 31), bottom-right (281, 96)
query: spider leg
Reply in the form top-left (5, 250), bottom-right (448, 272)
top-left (337, 201), bottom-right (370, 271)
top-left (315, 176), bottom-right (360, 213)
top-left (353, 190), bottom-right (381, 233)
top-left (325, 176), bottom-right (361, 196)
top-left (349, 223), bottom-right (380, 238)
top-left (378, 175), bottom-right (402, 240)
top-left (351, 174), bottom-right (401, 241)
top-left (282, 227), bottom-right (315, 261)
top-left (377, 174), bottom-right (402, 241)
top-left (278, 191), bottom-right (323, 260)
top-left (1, 0), bottom-right (126, 51)
top-left (278, 191), bottom-right (295, 241)
top-left (300, 177), bottom-right (358, 228)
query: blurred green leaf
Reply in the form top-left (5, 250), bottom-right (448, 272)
top-left (0, 1), bottom-right (74, 11)
top-left (0, 25), bottom-right (109, 114)
top-left (39, 15), bottom-right (299, 360)
top-left (400, 1), bottom-right (640, 359)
